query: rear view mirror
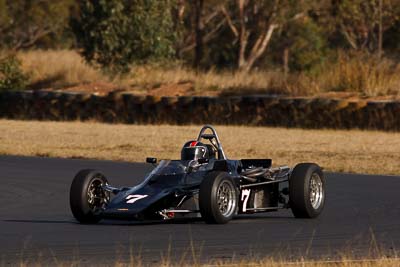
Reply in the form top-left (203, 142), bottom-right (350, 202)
top-left (146, 157), bottom-right (157, 164)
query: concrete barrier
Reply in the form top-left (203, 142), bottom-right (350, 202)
top-left (0, 90), bottom-right (399, 130)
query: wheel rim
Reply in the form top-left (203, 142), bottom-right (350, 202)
top-left (216, 180), bottom-right (236, 217)
top-left (309, 173), bottom-right (324, 209)
top-left (87, 177), bottom-right (109, 212)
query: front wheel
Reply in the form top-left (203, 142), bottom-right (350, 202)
top-left (289, 163), bottom-right (325, 218)
top-left (199, 172), bottom-right (238, 224)
top-left (69, 169), bottom-right (110, 224)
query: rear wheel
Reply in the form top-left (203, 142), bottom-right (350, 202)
top-left (289, 163), bottom-right (325, 218)
top-left (69, 169), bottom-right (110, 224)
top-left (199, 172), bottom-right (238, 224)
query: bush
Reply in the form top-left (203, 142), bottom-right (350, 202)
top-left (0, 56), bottom-right (28, 91)
top-left (72, 0), bottom-right (176, 74)
top-left (288, 20), bottom-right (327, 72)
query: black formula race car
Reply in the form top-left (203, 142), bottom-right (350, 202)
top-left (70, 125), bottom-right (325, 224)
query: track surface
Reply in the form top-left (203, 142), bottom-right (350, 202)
top-left (1, 155), bottom-right (400, 265)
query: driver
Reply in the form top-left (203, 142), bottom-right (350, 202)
top-left (181, 141), bottom-right (216, 161)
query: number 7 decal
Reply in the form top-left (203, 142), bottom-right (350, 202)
top-left (241, 189), bottom-right (251, 212)
top-left (126, 194), bottom-right (148, 204)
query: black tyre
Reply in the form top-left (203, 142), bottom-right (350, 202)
top-left (199, 172), bottom-right (238, 224)
top-left (289, 163), bottom-right (325, 218)
top-left (70, 169), bottom-right (110, 224)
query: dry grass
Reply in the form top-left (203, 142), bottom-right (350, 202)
top-left (17, 49), bottom-right (104, 89)
top-left (14, 257), bottom-right (400, 267)
top-left (123, 65), bottom-right (285, 93)
top-left (126, 56), bottom-right (400, 96)
top-left (222, 259), bottom-right (397, 267)
top-left (220, 258), bottom-right (400, 267)
top-left (12, 49), bottom-right (400, 96)
top-left (1, 120), bottom-right (400, 175)
top-left (16, 49), bottom-right (286, 94)
top-left (315, 52), bottom-right (400, 96)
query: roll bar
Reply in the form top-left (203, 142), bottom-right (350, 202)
top-left (196, 125), bottom-right (227, 159)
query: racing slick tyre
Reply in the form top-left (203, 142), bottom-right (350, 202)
top-left (199, 171), bottom-right (238, 224)
top-left (70, 169), bottom-right (110, 224)
top-left (289, 163), bottom-right (325, 218)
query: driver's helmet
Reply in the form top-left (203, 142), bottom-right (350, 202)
top-left (181, 141), bottom-right (209, 161)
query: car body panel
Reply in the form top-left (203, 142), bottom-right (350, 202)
top-left (99, 158), bottom-right (284, 220)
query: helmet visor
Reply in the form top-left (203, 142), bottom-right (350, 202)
top-left (181, 146), bottom-right (207, 160)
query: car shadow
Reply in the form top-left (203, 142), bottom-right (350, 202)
top-left (3, 219), bottom-right (75, 224)
top-left (3, 214), bottom-right (294, 226)
top-left (2, 218), bottom-right (202, 226)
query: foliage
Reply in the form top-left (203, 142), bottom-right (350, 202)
top-left (281, 19), bottom-right (327, 72)
top-left (222, 0), bottom-right (317, 71)
top-left (331, 0), bottom-right (400, 51)
top-left (73, 0), bottom-right (176, 73)
top-left (0, 0), bottom-right (76, 50)
top-left (0, 56), bottom-right (28, 91)
top-left (129, 1), bottom-right (175, 62)
top-left (3, 0), bottom-right (400, 79)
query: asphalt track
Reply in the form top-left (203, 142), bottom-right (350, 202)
top-left (1, 155), bottom-right (400, 265)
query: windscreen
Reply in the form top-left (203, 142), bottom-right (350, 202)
top-left (151, 160), bottom-right (187, 176)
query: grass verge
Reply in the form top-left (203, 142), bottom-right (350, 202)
top-left (13, 257), bottom-right (400, 267)
top-left (13, 49), bottom-right (400, 97)
top-left (1, 120), bottom-right (400, 175)
top-left (17, 50), bottom-right (104, 90)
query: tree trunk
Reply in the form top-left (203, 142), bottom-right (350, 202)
top-left (378, 0), bottom-right (383, 59)
top-left (283, 46), bottom-right (289, 79)
top-left (194, 0), bottom-right (204, 69)
top-left (238, 24), bottom-right (277, 72)
top-left (238, 0), bottom-right (247, 71)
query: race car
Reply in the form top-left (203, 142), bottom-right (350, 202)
top-left (69, 125), bottom-right (325, 224)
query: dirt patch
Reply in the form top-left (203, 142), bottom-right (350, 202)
top-left (146, 82), bottom-right (195, 96)
top-left (56, 82), bottom-right (124, 95)
top-left (43, 81), bottom-right (400, 101)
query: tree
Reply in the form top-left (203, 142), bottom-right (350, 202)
top-left (331, 0), bottom-right (400, 54)
top-left (174, 0), bottom-right (227, 68)
top-left (73, 0), bottom-right (176, 73)
top-left (275, 18), bottom-right (327, 74)
top-left (0, 0), bottom-right (75, 50)
top-left (194, 0), bottom-right (204, 69)
top-left (221, 0), bottom-right (315, 72)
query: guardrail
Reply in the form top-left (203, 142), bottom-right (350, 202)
top-left (0, 90), bottom-right (399, 130)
